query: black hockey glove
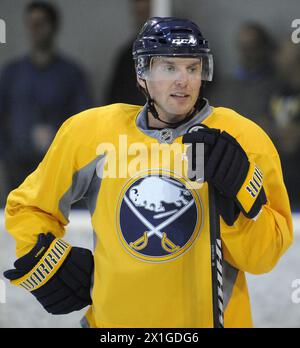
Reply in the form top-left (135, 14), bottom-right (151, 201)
top-left (4, 232), bottom-right (94, 315)
top-left (182, 127), bottom-right (267, 225)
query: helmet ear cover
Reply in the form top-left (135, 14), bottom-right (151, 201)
top-left (135, 56), bottom-right (151, 80)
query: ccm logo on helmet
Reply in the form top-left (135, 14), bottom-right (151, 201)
top-left (172, 37), bottom-right (197, 46)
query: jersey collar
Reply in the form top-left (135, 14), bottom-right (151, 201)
top-left (135, 98), bottom-right (213, 143)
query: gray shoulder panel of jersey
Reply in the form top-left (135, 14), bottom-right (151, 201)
top-left (58, 154), bottom-right (105, 221)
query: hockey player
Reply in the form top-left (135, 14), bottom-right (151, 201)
top-left (3, 17), bottom-right (293, 328)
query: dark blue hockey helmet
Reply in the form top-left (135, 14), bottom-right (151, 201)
top-left (133, 17), bottom-right (213, 81)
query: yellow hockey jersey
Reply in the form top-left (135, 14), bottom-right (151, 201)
top-left (5, 101), bottom-right (293, 328)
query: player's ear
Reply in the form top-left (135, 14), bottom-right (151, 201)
top-left (137, 77), bottom-right (146, 89)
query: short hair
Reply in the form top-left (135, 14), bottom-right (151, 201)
top-left (26, 1), bottom-right (60, 30)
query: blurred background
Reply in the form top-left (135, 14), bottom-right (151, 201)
top-left (0, 0), bottom-right (299, 327)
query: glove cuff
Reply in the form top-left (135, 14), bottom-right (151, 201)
top-left (236, 162), bottom-right (264, 214)
top-left (244, 188), bottom-right (267, 219)
top-left (10, 238), bottom-right (71, 292)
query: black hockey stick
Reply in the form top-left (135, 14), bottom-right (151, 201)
top-left (208, 184), bottom-right (224, 328)
top-left (185, 125), bottom-right (224, 328)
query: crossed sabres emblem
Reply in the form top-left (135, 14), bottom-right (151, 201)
top-left (123, 176), bottom-right (195, 254)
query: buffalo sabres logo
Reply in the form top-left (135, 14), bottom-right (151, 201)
top-left (116, 170), bottom-right (203, 262)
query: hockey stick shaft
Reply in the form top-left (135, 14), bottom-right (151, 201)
top-left (185, 125), bottom-right (224, 327)
top-left (208, 184), bottom-right (224, 328)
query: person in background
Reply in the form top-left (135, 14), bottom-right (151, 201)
top-left (105, 0), bottom-right (151, 105)
top-left (0, 1), bottom-right (93, 198)
top-left (210, 22), bottom-right (277, 132)
top-left (235, 22), bottom-right (275, 81)
top-left (269, 40), bottom-right (300, 211)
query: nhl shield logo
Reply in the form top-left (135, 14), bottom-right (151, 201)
top-left (116, 170), bottom-right (203, 262)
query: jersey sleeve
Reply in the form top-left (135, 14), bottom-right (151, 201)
top-left (221, 136), bottom-right (294, 274)
top-left (4, 114), bottom-right (96, 258)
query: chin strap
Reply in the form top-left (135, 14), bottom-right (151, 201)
top-left (137, 80), bottom-right (207, 128)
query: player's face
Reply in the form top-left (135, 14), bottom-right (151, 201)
top-left (140, 57), bottom-right (202, 122)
